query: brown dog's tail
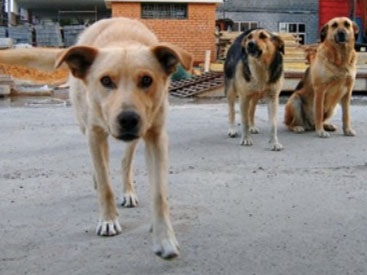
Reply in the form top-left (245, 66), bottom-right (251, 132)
top-left (0, 48), bottom-right (66, 72)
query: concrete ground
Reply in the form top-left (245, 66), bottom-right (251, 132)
top-left (1, 98), bottom-right (367, 275)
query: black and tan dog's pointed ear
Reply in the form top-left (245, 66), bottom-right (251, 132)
top-left (272, 34), bottom-right (285, 54)
top-left (320, 24), bottom-right (328, 42)
top-left (152, 43), bottom-right (193, 75)
top-left (55, 46), bottom-right (98, 79)
top-left (352, 21), bottom-right (359, 41)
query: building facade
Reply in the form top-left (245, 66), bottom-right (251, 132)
top-left (106, 0), bottom-right (222, 63)
top-left (216, 0), bottom-right (319, 44)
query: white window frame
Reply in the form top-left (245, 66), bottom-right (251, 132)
top-left (232, 21), bottom-right (259, 32)
top-left (279, 22), bottom-right (307, 44)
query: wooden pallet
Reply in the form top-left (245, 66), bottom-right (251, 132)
top-left (169, 72), bottom-right (224, 98)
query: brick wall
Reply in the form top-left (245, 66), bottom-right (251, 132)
top-left (111, 2), bottom-right (217, 64)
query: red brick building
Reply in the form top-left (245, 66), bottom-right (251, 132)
top-left (105, 0), bottom-right (222, 63)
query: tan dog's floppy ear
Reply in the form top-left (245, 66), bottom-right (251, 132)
top-left (352, 21), bottom-right (359, 41)
top-left (152, 43), bottom-right (193, 75)
top-left (271, 34), bottom-right (285, 54)
top-left (320, 24), bottom-right (328, 42)
top-left (55, 46), bottom-right (98, 79)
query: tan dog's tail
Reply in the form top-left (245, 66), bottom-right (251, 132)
top-left (0, 48), bottom-right (65, 71)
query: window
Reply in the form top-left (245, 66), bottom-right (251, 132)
top-left (232, 21), bottom-right (258, 32)
top-left (279, 22), bottom-right (306, 44)
top-left (141, 3), bottom-right (187, 19)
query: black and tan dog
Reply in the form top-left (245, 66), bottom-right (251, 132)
top-left (225, 29), bottom-right (285, 151)
top-left (0, 17), bottom-right (192, 259)
top-left (284, 17), bottom-right (358, 137)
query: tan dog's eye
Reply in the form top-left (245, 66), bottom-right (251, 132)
top-left (259, 32), bottom-right (267, 39)
top-left (139, 75), bottom-right (153, 89)
top-left (100, 76), bottom-right (116, 89)
top-left (331, 22), bottom-right (338, 29)
top-left (344, 21), bottom-right (350, 28)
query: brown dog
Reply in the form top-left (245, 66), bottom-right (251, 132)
top-left (284, 17), bottom-right (358, 137)
top-left (224, 29), bottom-right (285, 150)
top-left (0, 17), bottom-right (192, 259)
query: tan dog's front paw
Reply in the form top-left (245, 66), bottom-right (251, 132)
top-left (291, 126), bottom-right (305, 133)
top-left (271, 142), bottom-right (283, 151)
top-left (240, 136), bottom-right (253, 146)
top-left (344, 128), bottom-right (356, 136)
top-left (316, 130), bottom-right (330, 138)
top-left (96, 219), bottom-right (122, 236)
top-left (228, 127), bottom-right (238, 138)
top-left (120, 192), bottom-right (138, 208)
top-left (249, 126), bottom-right (259, 134)
top-left (153, 236), bottom-right (180, 260)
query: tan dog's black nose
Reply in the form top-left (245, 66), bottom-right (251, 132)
top-left (117, 111), bottom-right (141, 141)
top-left (336, 30), bottom-right (347, 43)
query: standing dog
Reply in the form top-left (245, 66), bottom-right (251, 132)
top-left (224, 29), bottom-right (285, 151)
top-left (284, 17), bottom-right (358, 137)
top-left (0, 17), bottom-right (192, 259)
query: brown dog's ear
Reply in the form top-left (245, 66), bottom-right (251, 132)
top-left (152, 43), bottom-right (193, 75)
top-left (352, 21), bottom-right (359, 41)
top-left (320, 24), bottom-right (328, 42)
top-left (271, 34), bottom-right (285, 54)
top-left (55, 46), bottom-right (98, 79)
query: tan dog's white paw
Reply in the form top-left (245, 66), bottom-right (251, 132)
top-left (96, 219), bottom-right (122, 236)
top-left (228, 127), bottom-right (238, 138)
top-left (153, 236), bottom-right (180, 260)
top-left (120, 192), bottom-right (138, 208)
top-left (249, 126), bottom-right (259, 134)
top-left (344, 128), bottom-right (356, 136)
top-left (316, 130), bottom-right (330, 138)
top-left (292, 126), bottom-right (305, 133)
top-left (240, 136), bottom-right (253, 146)
top-left (271, 142), bottom-right (283, 151)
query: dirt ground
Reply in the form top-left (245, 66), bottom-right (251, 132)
top-left (1, 99), bottom-right (367, 275)
top-left (0, 64), bottom-right (68, 85)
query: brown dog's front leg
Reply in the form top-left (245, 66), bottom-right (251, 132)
top-left (87, 127), bottom-right (121, 236)
top-left (313, 87), bottom-right (329, 138)
top-left (341, 80), bottom-right (356, 136)
top-left (144, 128), bottom-right (179, 259)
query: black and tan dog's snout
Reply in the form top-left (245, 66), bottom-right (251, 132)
top-left (116, 111), bottom-right (141, 141)
top-left (246, 40), bottom-right (262, 57)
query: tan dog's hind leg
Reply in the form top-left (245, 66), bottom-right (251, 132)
top-left (227, 84), bottom-right (238, 137)
top-left (341, 80), bottom-right (356, 136)
top-left (88, 128), bottom-right (121, 236)
top-left (120, 141), bottom-right (139, 207)
top-left (144, 129), bottom-right (179, 259)
top-left (267, 92), bottom-right (283, 151)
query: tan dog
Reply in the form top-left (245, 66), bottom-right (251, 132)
top-left (224, 29), bottom-right (285, 150)
top-left (284, 17), bottom-right (358, 137)
top-left (0, 17), bottom-right (192, 259)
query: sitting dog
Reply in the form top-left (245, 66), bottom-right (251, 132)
top-left (284, 17), bottom-right (358, 137)
top-left (0, 17), bottom-right (192, 259)
top-left (224, 28), bottom-right (285, 151)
